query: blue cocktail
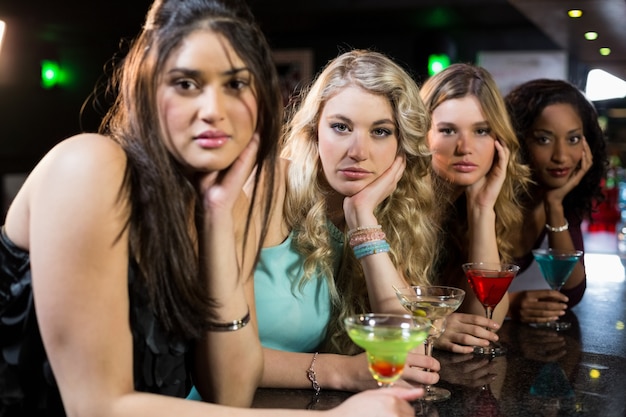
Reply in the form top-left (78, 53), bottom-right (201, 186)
top-left (532, 249), bottom-right (583, 330)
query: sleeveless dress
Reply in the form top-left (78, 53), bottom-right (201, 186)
top-left (253, 224), bottom-right (343, 352)
top-left (187, 222), bottom-right (343, 401)
top-left (0, 226), bottom-right (192, 417)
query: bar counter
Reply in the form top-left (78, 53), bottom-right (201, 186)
top-left (252, 232), bottom-right (626, 416)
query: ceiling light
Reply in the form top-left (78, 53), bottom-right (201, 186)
top-left (585, 69), bottom-right (626, 101)
top-left (0, 20), bottom-right (5, 57)
top-left (568, 9), bottom-right (583, 18)
top-left (584, 32), bottom-right (598, 41)
top-left (599, 47), bottom-right (611, 56)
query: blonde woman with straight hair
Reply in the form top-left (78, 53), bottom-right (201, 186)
top-left (419, 63), bottom-right (531, 353)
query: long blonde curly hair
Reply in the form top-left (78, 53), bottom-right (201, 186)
top-left (280, 50), bottom-right (441, 353)
top-left (419, 63), bottom-right (531, 279)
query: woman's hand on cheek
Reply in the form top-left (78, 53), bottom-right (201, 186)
top-left (343, 155), bottom-right (405, 228)
top-left (467, 139), bottom-right (509, 209)
top-left (545, 138), bottom-right (593, 205)
top-left (198, 133), bottom-right (260, 214)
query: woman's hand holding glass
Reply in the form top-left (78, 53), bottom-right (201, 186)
top-left (509, 289), bottom-right (569, 324)
top-left (402, 350), bottom-right (441, 387)
top-left (433, 312), bottom-right (500, 354)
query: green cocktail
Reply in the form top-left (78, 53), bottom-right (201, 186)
top-left (344, 313), bottom-right (430, 387)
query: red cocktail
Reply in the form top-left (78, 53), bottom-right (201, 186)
top-left (462, 262), bottom-right (520, 356)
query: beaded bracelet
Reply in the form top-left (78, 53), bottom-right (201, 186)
top-left (349, 230), bottom-right (386, 248)
top-left (545, 220), bottom-right (569, 232)
top-left (347, 224), bottom-right (382, 239)
top-left (206, 308), bottom-right (251, 332)
top-left (353, 239), bottom-right (390, 260)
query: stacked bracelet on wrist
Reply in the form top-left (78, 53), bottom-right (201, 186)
top-left (353, 239), bottom-right (391, 259)
top-left (347, 225), bottom-right (382, 239)
top-left (349, 229), bottom-right (386, 247)
top-left (347, 224), bottom-right (390, 260)
top-left (205, 308), bottom-right (251, 332)
top-left (545, 220), bottom-right (569, 232)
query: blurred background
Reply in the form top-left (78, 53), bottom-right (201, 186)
top-left (1, 0), bottom-right (625, 218)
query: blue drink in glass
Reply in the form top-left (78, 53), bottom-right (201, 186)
top-left (531, 249), bottom-right (583, 330)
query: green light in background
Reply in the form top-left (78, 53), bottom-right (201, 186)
top-left (41, 59), bottom-right (72, 89)
top-left (428, 54), bottom-right (450, 76)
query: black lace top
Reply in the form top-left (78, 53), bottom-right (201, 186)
top-left (0, 226), bottom-right (192, 417)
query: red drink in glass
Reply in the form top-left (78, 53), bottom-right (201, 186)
top-left (462, 263), bottom-right (520, 356)
top-left (465, 269), bottom-right (516, 309)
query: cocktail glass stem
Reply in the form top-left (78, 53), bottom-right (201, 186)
top-left (485, 306), bottom-right (494, 322)
top-left (421, 321), bottom-right (453, 402)
top-left (474, 306), bottom-right (506, 356)
top-left (423, 336), bottom-right (435, 394)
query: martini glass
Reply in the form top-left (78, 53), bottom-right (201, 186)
top-left (462, 262), bottom-right (520, 356)
top-left (531, 248), bottom-right (583, 331)
top-left (395, 286), bottom-right (466, 401)
top-left (344, 313), bottom-right (430, 387)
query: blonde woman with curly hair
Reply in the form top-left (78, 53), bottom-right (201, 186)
top-left (419, 63), bottom-right (531, 353)
top-left (252, 49), bottom-right (441, 394)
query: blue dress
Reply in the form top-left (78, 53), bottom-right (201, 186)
top-left (254, 225), bottom-right (343, 352)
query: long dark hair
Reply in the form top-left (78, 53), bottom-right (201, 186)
top-left (505, 79), bottom-right (607, 220)
top-left (99, 0), bottom-right (281, 339)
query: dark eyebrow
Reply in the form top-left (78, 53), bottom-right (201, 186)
top-left (166, 66), bottom-right (251, 77)
top-left (167, 68), bottom-right (201, 77)
top-left (533, 128), bottom-right (553, 135)
top-left (224, 66), bottom-right (251, 76)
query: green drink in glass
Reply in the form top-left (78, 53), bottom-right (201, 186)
top-left (344, 313), bottom-right (430, 387)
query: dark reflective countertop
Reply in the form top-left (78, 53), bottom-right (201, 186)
top-left (252, 232), bottom-right (626, 416)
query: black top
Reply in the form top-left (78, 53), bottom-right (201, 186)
top-left (0, 226), bottom-right (192, 417)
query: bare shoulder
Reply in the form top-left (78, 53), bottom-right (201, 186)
top-left (4, 134), bottom-right (129, 248)
top-left (26, 134), bottom-right (128, 207)
top-left (46, 133), bottom-right (126, 170)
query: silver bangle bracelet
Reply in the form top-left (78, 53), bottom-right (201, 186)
top-left (545, 220), bottom-right (569, 232)
top-left (206, 308), bottom-right (250, 332)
